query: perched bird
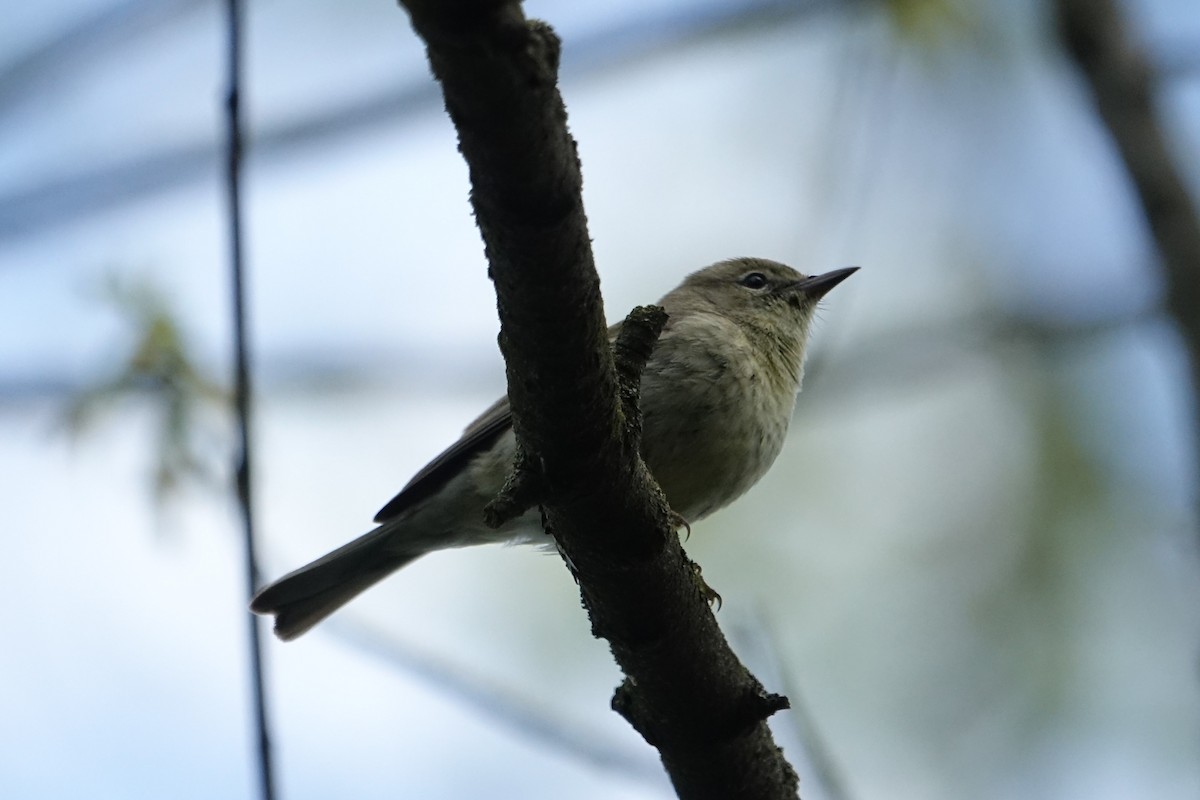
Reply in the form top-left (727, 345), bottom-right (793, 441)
top-left (251, 258), bottom-right (856, 640)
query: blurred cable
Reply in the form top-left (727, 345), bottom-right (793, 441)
top-left (224, 0), bottom-right (276, 798)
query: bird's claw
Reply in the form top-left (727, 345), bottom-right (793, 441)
top-left (691, 561), bottom-right (722, 611)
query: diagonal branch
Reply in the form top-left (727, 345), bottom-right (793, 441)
top-left (396, 1), bottom-right (800, 797)
top-left (1055, 0), bottom-right (1200, 505)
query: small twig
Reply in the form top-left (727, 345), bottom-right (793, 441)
top-left (483, 445), bottom-right (544, 528)
top-left (613, 305), bottom-right (669, 405)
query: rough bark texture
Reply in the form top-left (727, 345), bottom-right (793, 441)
top-left (396, 2), bottom-right (800, 797)
top-left (1056, 0), bottom-right (1200, 473)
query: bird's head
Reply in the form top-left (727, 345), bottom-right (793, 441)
top-left (660, 258), bottom-right (857, 367)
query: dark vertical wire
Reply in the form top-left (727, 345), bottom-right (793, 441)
top-left (224, 1), bottom-right (276, 798)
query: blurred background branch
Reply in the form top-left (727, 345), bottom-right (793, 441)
top-left (0, 0), bottom-right (848, 240)
top-left (1055, 0), bottom-right (1200, 512)
top-left (327, 615), bottom-right (669, 789)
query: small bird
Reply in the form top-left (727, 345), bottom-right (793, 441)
top-left (251, 258), bottom-right (856, 640)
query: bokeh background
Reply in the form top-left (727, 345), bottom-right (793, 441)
top-left (2, 1), bottom-right (1198, 798)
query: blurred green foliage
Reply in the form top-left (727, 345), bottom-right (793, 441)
top-left (62, 274), bottom-right (228, 510)
top-left (882, 0), bottom-right (978, 44)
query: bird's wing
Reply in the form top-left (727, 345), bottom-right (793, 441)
top-left (371, 319), bottom-right (629, 524)
top-left (373, 396), bottom-right (513, 523)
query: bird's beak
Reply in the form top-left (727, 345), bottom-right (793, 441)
top-left (778, 266), bottom-right (859, 300)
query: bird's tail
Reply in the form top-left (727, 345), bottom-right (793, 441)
top-left (250, 524), bottom-right (422, 641)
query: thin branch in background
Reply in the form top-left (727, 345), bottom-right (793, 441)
top-left (1156, 37), bottom-right (1200, 81)
top-left (794, 22), bottom-right (900, 391)
top-left (727, 611), bottom-right (853, 800)
top-left (326, 616), bottom-right (668, 790)
top-left (0, 0), bottom-right (844, 241)
top-left (0, 0), bottom-right (204, 114)
top-left (223, 1), bottom-right (276, 798)
top-left (798, 17), bottom-right (900, 268)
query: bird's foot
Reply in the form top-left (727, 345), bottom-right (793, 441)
top-left (671, 510), bottom-right (692, 540)
top-left (691, 561), bottom-right (722, 611)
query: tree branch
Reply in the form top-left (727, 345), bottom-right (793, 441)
top-left (396, 1), bottom-right (800, 797)
top-left (1055, 0), bottom-right (1200, 489)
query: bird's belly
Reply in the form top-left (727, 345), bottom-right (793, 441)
top-left (641, 386), bottom-right (791, 522)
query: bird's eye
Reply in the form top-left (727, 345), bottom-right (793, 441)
top-left (739, 272), bottom-right (769, 290)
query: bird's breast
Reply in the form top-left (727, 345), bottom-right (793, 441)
top-left (638, 315), bottom-right (799, 522)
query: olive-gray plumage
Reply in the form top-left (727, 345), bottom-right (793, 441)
top-left (251, 258), bottom-right (856, 640)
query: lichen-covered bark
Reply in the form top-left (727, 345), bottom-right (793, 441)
top-left (396, 1), bottom-right (800, 797)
